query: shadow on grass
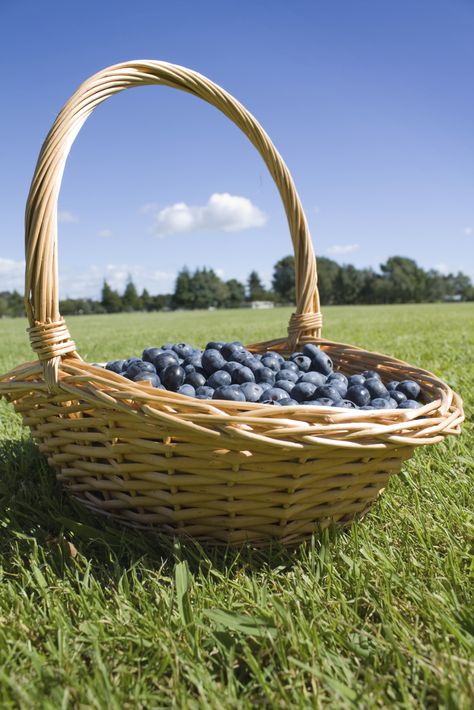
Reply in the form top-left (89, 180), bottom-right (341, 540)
top-left (0, 436), bottom-right (343, 582)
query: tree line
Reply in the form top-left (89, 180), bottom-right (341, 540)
top-left (0, 255), bottom-right (472, 318)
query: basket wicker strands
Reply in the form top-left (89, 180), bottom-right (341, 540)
top-left (0, 61), bottom-right (464, 545)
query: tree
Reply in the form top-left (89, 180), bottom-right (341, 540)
top-left (101, 280), bottom-right (122, 313)
top-left (122, 277), bottom-right (142, 311)
top-left (140, 288), bottom-right (153, 311)
top-left (272, 256), bottom-right (295, 303)
top-left (333, 264), bottom-right (367, 304)
top-left (225, 279), bottom-right (246, 308)
top-left (425, 270), bottom-right (446, 302)
top-left (380, 256), bottom-right (426, 303)
top-left (172, 268), bottom-right (195, 309)
top-left (247, 270), bottom-right (267, 301)
top-left (191, 268), bottom-right (229, 309)
top-left (0, 295), bottom-right (8, 318)
top-left (444, 271), bottom-right (472, 300)
top-left (316, 257), bottom-right (340, 305)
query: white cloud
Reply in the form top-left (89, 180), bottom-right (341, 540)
top-left (150, 193), bottom-right (267, 236)
top-left (58, 210), bottom-right (79, 224)
top-left (97, 229), bottom-right (113, 237)
top-left (59, 263), bottom-right (176, 299)
top-left (0, 257), bottom-right (25, 291)
top-left (434, 262), bottom-right (450, 275)
top-left (326, 243), bottom-right (360, 256)
top-left (464, 226), bottom-right (472, 236)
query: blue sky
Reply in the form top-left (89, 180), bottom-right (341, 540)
top-left (1, 0), bottom-right (473, 299)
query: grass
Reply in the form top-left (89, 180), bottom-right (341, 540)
top-left (0, 303), bottom-right (473, 708)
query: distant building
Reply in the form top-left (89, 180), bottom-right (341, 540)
top-left (443, 294), bottom-right (462, 302)
top-left (250, 300), bottom-right (274, 309)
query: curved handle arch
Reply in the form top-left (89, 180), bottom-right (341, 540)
top-left (24, 60), bottom-right (321, 386)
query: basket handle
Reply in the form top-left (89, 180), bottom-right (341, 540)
top-left (24, 60), bottom-right (322, 388)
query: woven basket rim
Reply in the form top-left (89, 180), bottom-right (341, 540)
top-left (1, 336), bottom-right (464, 449)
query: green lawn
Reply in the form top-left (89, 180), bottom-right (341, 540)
top-left (0, 304), bottom-right (473, 708)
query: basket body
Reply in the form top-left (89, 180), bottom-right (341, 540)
top-left (1, 339), bottom-right (462, 545)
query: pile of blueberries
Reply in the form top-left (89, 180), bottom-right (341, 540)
top-left (97, 341), bottom-right (423, 409)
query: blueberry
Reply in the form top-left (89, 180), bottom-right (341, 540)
top-left (325, 375), bottom-right (347, 398)
top-left (201, 348), bottom-right (226, 375)
top-left (346, 385), bottom-right (371, 407)
top-left (232, 349), bottom-right (253, 365)
top-left (396, 380), bottom-right (421, 400)
top-left (265, 351), bottom-right (285, 365)
top-left (304, 398), bottom-right (334, 407)
top-left (327, 372), bottom-right (348, 385)
top-left (240, 382), bottom-right (264, 402)
top-left (142, 347), bottom-right (162, 364)
top-left (276, 380), bottom-right (295, 395)
top-left (133, 372), bottom-right (161, 387)
top-left (221, 342), bottom-right (246, 361)
top-left (223, 361), bottom-right (242, 375)
top-left (279, 397), bottom-right (298, 406)
top-left (365, 377), bottom-right (390, 400)
top-left (259, 381), bottom-right (273, 393)
top-left (207, 370), bottom-right (232, 389)
top-left (161, 343), bottom-right (175, 351)
top-left (232, 366), bottom-right (255, 384)
top-left (309, 349), bottom-right (333, 376)
top-left (185, 371), bottom-right (206, 389)
top-left (172, 343), bottom-right (194, 359)
top-left (183, 364), bottom-right (196, 375)
top-left (259, 387), bottom-right (289, 403)
top-left (260, 355), bottom-right (281, 372)
top-left (176, 384), bottom-right (195, 397)
top-left (259, 399), bottom-right (282, 406)
top-left (183, 354), bottom-right (203, 370)
top-left (291, 355), bottom-right (312, 372)
top-left (195, 385), bottom-right (215, 399)
top-left (126, 360), bottom-right (156, 379)
top-left (240, 355), bottom-right (263, 374)
top-left (276, 369), bottom-right (299, 384)
top-left (338, 399), bottom-right (357, 409)
top-left (398, 399), bottom-right (422, 409)
top-left (153, 351), bottom-right (180, 372)
top-left (371, 398), bottom-right (393, 409)
top-left (255, 367), bottom-right (275, 385)
top-left (213, 385), bottom-right (246, 402)
top-left (299, 371), bottom-right (327, 387)
top-left (125, 357), bottom-right (142, 367)
top-left (386, 381), bottom-right (400, 391)
top-left (161, 364), bottom-right (186, 391)
top-left (206, 341), bottom-right (225, 351)
top-left (361, 370), bottom-right (381, 380)
top-left (281, 360), bottom-right (299, 374)
top-left (314, 384), bottom-right (343, 403)
top-left (360, 405), bottom-right (375, 410)
top-left (390, 390), bottom-right (407, 405)
top-left (348, 374), bottom-right (366, 387)
top-left (291, 382), bottom-right (317, 402)
top-left (302, 343), bottom-right (321, 359)
top-left (105, 359), bottom-right (127, 374)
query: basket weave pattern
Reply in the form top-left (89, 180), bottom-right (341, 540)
top-left (0, 61), bottom-right (464, 544)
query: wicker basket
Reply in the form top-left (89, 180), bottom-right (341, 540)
top-left (0, 60), bottom-right (464, 545)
